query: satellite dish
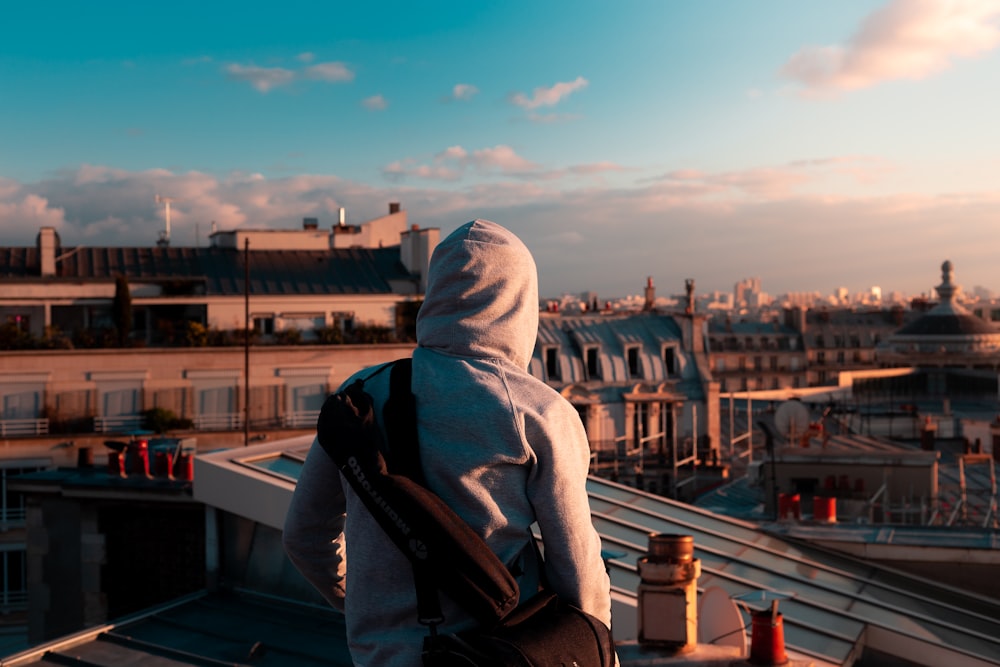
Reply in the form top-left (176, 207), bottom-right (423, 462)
top-left (698, 586), bottom-right (747, 653)
top-left (774, 400), bottom-right (811, 443)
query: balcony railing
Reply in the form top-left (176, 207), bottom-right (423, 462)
top-left (283, 410), bottom-right (321, 429)
top-left (193, 413), bottom-right (245, 431)
top-left (93, 415), bottom-right (143, 434)
top-left (0, 418), bottom-right (49, 437)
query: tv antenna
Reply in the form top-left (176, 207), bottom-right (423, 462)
top-left (155, 194), bottom-right (175, 247)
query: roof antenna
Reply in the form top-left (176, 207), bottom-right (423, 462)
top-left (155, 194), bottom-right (175, 247)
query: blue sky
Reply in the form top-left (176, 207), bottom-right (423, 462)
top-left (2, 0), bottom-right (999, 300)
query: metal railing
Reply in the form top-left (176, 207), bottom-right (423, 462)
top-left (283, 410), bottom-right (321, 429)
top-left (0, 418), bottom-right (49, 437)
top-left (93, 415), bottom-right (143, 433)
top-left (193, 413), bottom-right (244, 431)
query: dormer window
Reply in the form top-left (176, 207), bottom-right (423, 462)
top-left (544, 346), bottom-right (561, 381)
top-left (585, 347), bottom-right (601, 380)
top-left (663, 346), bottom-right (677, 376)
top-left (626, 346), bottom-right (641, 379)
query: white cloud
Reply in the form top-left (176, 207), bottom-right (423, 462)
top-left (468, 145), bottom-right (538, 172)
top-left (452, 83), bottom-right (479, 101)
top-left (436, 146), bottom-right (468, 161)
top-left (225, 64), bottom-right (296, 93)
top-left (782, 0), bottom-right (1000, 94)
top-left (362, 94), bottom-right (388, 111)
top-left (383, 145), bottom-right (540, 181)
top-left (510, 76), bottom-right (589, 110)
top-left (304, 61), bottom-right (355, 82)
top-left (297, 52), bottom-right (315, 63)
top-left (224, 59), bottom-right (354, 93)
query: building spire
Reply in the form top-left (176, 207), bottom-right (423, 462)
top-left (936, 260), bottom-right (957, 304)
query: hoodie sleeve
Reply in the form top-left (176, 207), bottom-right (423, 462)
top-left (282, 437), bottom-right (348, 611)
top-left (524, 399), bottom-right (612, 628)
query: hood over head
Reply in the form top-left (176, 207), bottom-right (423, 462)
top-left (416, 219), bottom-right (539, 370)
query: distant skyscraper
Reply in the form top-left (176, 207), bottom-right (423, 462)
top-left (734, 277), bottom-right (762, 308)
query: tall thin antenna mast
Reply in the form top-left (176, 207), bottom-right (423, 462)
top-left (155, 194), bottom-right (175, 247)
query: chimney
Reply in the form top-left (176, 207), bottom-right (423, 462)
top-left (685, 278), bottom-right (695, 315)
top-left (389, 202), bottom-right (401, 215)
top-left (643, 277), bottom-right (655, 311)
top-left (303, 217), bottom-right (319, 230)
top-left (400, 224), bottom-right (441, 294)
top-left (338, 207), bottom-right (346, 227)
top-left (37, 227), bottom-right (58, 277)
top-left (637, 533), bottom-right (700, 652)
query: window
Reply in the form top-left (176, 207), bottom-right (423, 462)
top-left (770, 356), bottom-right (778, 371)
top-left (103, 386), bottom-right (140, 417)
top-left (292, 384), bottom-right (325, 414)
top-left (627, 347), bottom-right (641, 379)
top-left (1, 548), bottom-right (26, 609)
top-left (186, 369), bottom-right (241, 430)
top-left (278, 367), bottom-right (331, 428)
top-left (815, 335), bottom-right (825, 348)
top-left (545, 347), bottom-right (561, 381)
top-left (663, 347), bottom-right (677, 375)
top-left (2, 465), bottom-right (45, 523)
top-left (2, 390), bottom-right (41, 420)
top-left (585, 348), bottom-right (601, 380)
top-left (280, 313), bottom-right (324, 335)
top-left (253, 316), bottom-right (275, 335)
top-left (632, 403), bottom-right (651, 449)
top-left (816, 351), bottom-right (826, 365)
top-left (198, 386), bottom-right (235, 417)
top-left (753, 356), bottom-right (762, 371)
top-left (738, 356), bottom-right (746, 371)
top-left (715, 358), bottom-right (726, 372)
top-left (837, 351), bottom-right (845, 364)
top-left (331, 311), bottom-right (355, 333)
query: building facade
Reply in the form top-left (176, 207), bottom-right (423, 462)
top-left (0, 204), bottom-right (438, 346)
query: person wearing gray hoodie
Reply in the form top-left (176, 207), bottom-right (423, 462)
top-left (282, 219), bottom-right (612, 666)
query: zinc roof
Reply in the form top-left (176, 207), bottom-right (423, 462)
top-left (0, 246), bottom-right (414, 296)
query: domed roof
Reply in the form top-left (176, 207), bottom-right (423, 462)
top-left (894, 312), bottom-right (997, 336)
top-left (893, 260), bottom-right (999, 338)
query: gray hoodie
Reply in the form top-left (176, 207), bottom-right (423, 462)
top-left (283, 219), bottom-right (611, 666)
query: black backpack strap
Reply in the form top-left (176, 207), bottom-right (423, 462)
top-left (382, 358), bottom-right (444, 629)
top-left (383, 358), bottom-right (425, 485)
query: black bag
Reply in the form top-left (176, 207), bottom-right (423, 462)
top-left (316, 359), bottom-right (615, 667)
top-left (423, 589), bottom-right (615, 667)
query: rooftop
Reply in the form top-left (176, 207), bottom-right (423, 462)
top-left (6, 436), bottom-right (1000, 667)
top-left (0, 245), bottom-right (414, 296)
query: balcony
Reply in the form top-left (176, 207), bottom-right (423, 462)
top-left (0, 418), bottom-right (49, 437)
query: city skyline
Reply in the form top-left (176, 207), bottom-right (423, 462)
top-left (1, 1), bottom-right (999, 299)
